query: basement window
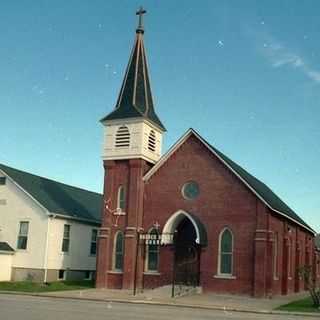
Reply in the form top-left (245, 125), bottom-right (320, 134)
top-left (58, 270), bottom-right (66, 280)
top-left (84, 271), bottom-right (93, 280)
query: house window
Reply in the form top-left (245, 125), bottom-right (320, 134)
top-left (0, 177), bottom-right (6, 185)
top-left (117, 186), bottom-right (126, 211)
top-left (114, 231), bottom-right (124, 271)
top-left (218, 228), bottom-right (233, 275)
top-left (62, 224), bottom-right (71, 253)
top-left (58, 270), bottom-right (65, 280)
top-left (148, 130), bottom-right (156, 152)
top-left (115, 126), bottom-right (130, 148)
top-left (146, 229), bottom-right (160, 272)
top-left (90, 229), bottom-right (98, 255)
top-left (273, 232), bottom-right (279, 279)
top-left (17, 221), bottom-right (29, 250)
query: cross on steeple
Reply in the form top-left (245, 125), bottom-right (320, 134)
top-left (136, 6), bottom-right (146, 33)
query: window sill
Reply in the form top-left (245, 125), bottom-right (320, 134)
top-left (143, 271), bottom-right (161, 276)
top-left (107, 270), bottom-right (123, 275)
top-left (214, 274), bottom-right (237, 280)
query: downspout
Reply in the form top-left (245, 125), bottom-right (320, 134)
top-left (43, 213), bottom-right (53, 283)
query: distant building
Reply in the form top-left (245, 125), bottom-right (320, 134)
top-left (96, 9), bottom-right (319, 297)
top-left (0, 163), bottom-right (102, 282)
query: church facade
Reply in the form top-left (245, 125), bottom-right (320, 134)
top-left (96, 10), bottom-right (319, 297)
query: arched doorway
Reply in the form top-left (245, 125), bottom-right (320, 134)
top-left (162, 210), bottom-right (207, 289)
top-left (174, 217), bottom-right (200, 287)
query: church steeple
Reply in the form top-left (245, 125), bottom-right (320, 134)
top-left (101, 8), bottom-right (165, 164)
top-left (101, 7), bottom-right (165, 132)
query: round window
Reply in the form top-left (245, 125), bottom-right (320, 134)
top-left (182, 181), bottom-right (200, 200)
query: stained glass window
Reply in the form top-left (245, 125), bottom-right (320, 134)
top-left (147, 229), bottom-right (160, 271)
top-left (220, 229), bottom-right (233, 275)
top-left (117, 186), bottom-right (126, 211)
top-left (114, 232), bottom-right (124, 271)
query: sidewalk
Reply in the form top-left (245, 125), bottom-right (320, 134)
top-left (8, 286), bottom-right (317, 317)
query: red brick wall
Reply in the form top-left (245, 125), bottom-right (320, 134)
top-left (143, 135), bottom-right (259, 295)
top-left (96, 134), bottom-right (315, 297)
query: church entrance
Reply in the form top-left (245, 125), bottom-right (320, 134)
top-left (173, 217), bottom-right (200, 289)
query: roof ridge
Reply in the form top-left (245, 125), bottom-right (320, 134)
top-left (0, 163), bottom-right (102, 196)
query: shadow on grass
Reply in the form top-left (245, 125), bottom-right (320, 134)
top-left (0, 280), bottom-right (94, 293)
top-left (276, 297), bottom-right (320, 313)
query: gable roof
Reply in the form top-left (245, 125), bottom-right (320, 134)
top-left (0, 164), bottom-right (102, 224)
top-left (144, 129), bottom-right (315, 234)
top-left (100, 20), bottom-right (165, 131)
top-left (0, 242), bottom-right (14, 252)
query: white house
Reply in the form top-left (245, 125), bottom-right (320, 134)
top-left (0, 163), bottom-right (102, 282)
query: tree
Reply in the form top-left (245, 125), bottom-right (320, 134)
top-left (298, 265), bottom-right (320, 307)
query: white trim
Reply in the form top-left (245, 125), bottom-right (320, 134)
top-left (217, 227), bottom-right (234, 277)
top-left (161, 209), bottom-right (201, 245)
top-left (143, 129), bottom-right (315, 235)
top-left (43, 216), bottom-right (52, 282)
top-left (0, 169), bottom-right (49, 215)
top-left (214, 274), bottom-right (236, 280)
top-left (101, 117), bottom-right (165, 134)
top-left (0, 250), bottom-right (14, 255)
top-left (51, 213), bottom-right (100, 225)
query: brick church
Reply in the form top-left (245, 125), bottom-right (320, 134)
top-left (96, 9), bottom-right (319, 297)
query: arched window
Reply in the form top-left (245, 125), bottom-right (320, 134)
top-left (117, 186), bottom-right (126, 211)
top-left (148, 130), bottom-right (156, 152)
top-left (115, 126), bottom-right (130, 148)
top-left (114, 231), bottom-right (124, 271)
top-left (273, 232), bottom-right (279, 279)
top-left (218, 228), bottom-right (233, 275)
top-left (146, 228), bottom-right (160, 272)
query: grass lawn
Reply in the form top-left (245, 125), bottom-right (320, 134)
top-left (276, 296), bottom-right (320, 313)
top-left (0, 280), bottom-right (94, 293)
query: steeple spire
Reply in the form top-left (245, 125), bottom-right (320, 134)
top-left (101, 8), bottom-right (166, 132)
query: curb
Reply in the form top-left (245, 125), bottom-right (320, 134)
top-left (0, 291), bottom-right (319, 318)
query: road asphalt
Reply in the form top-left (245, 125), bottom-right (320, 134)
top-left (0, 293), bottom-right (312, 320)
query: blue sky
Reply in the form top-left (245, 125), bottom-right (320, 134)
top-left (1, 1), bottom-right (319, 232)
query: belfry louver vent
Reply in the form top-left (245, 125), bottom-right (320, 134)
top-left (148, 130), bottom-right (156, 152)
top-left (115, 126), bottom-right (130, 148)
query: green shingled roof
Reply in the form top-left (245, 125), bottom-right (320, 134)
top-left (201, 134), bottom-right (314, 233)
top-left (0, 242), bottom-right (14, 252)
top-left (0, 164), bottom-right (102, 224)
top-left (144, 129), bottom-right (314, 234)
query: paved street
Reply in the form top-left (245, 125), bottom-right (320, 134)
top-left (0, 294), bottom-right (306, 320)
